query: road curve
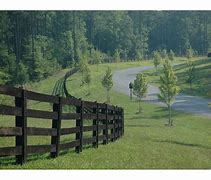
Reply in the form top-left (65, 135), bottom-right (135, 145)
top-left (113, 66), bottom-right (211, 117)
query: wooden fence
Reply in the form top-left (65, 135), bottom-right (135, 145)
top-left (0, 85), bottom-right (124, 165)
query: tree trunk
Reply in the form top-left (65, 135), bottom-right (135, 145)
top-left (88, 84), bottom-right (90, 95)
top-left (73, 11), bottom-right (79, 64)
top-left (168, 105), bottom-right (172, 126)
top-left (130, 89), bottom-right (132, 100)
top-left (138, 99), bottom-right (142, 113)
top-left (15, 12), bottom-right (21, 64)
top-left (107, 90), bottom-right (110, 102)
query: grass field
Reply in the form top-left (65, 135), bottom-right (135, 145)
top-left (0, 59), bottom-right (211, 169)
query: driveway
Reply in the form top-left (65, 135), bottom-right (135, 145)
top-left (113, 66), bottom-right (211, 117)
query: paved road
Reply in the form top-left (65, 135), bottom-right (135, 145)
top-left (113, 66), bottom-right (211, 117)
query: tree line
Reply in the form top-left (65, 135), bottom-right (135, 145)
top-left (0, 11), bottom-right (211, 85)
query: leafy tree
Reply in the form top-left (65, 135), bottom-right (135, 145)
top-left (114, 49), bottom-right (121, 63)
top-left (158, 59), bottom-right (180, 126)
top-left (13, 63), bottom-right (29, 86)
top-left (101, 67), bottom-right (113, 102)
top-left (56, 31), bottom-right (74, 67)
top-left (1, 11), bottom-right (211, 86)
top-left (153, 51), bottom-right (162, 73)
top-left (90, 49), bottom-right (103, 66)
top-left (82, 67), bottom-right (91, 95)
top-left (133, 73), bottom-right (148, 113)
top-left (160, 49), bottom-right (167, 59)
top-left (78, 57), bottom-right (88, 75)
top-left (0, 71), bottom-right (9, 85)
top-left (168, 49), bottom-right (175, 61)
top-left (186, 47), bottom-right (194, 59)
top-left (186, 59), bottom-right (195, 90)
top-left (135, 50), bottom-right (143, 61)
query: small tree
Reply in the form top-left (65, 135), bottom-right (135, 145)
top-left (186, 59), bottom-right (195, 90)
top-left (153, 51), bottom-right (162, 73)
top-left (114, 49), bottom-right (121, 63)
top-left (101, 67), bottom-right (113, 102)
top-left (14, 63), bottom-right (29, 87)
top-left (133, 73), bottom-right (148, 113)
top-left (91, 49), bottom-right (103, 67)
top-left (135, 50), bottom-right (143, 61)
top-left (168, 49), bottom-right (175, 61)
top-left (160, 49), bottom-right (167, 59)
top-left (158, 59), bottom-right (180, 126)
top-left (82, 67), bottom-right (91, 95)
top-left (78, 57), bottom-right (88, 75)
top-left (186, 47), bottom-right (194, 59)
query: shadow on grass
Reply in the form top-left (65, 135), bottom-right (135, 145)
top-left (155, 140), bottom-right (211, 150)
top-left (0, 153), bottom-right (50, 167)
top-left (149, 107), bottom-right (181, 120)
top-left (125, 124), bottom-right (151, 128)
top-left (0, 142), bottom-right (106, 167)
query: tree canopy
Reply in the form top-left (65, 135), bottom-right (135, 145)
top-left (0, 11), bottom-right (211, 86)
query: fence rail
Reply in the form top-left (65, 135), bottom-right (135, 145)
top-left (0, 85), bottom-right (124, 165)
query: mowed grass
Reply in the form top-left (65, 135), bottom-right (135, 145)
top-left (0, 60), bottom-right (211, 169)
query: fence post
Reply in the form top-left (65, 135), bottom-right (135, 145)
top-left (122, 108), bottom-right (124, 135)
top-left (51, 96), bottom-right (62, 158)
top-left (119, 107), bottom-right (122, 137)
top-left (114, 106), bottom-right (117, 141)
top-left (103, 103), bottom-right (108, 144)
top-left (111, 106), bottom-right (114, 142)
top-left (116, 107), bottom-right (119, 139)
top-left (92, 101), bottom-right (99, 148)
top-left (117, 106), bottom-right (120, 139)
top-left (15, 88), bottom-right (27, 165)
top-left (76, 99), bottom-right (83, 153)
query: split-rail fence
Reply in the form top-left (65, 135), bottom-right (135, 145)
top-left (0, 85), bottom-right (124, 165)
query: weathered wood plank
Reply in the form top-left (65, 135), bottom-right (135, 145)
top-left (0, 105), bottom-right (22, 116)
top-left (98, 135), bottom-right (106, 141)
top-left (25, 90), bottom-right (59, 103)
top-left (83, 113), bottom-right (97, 119)
top-left (61, 97), bottom-right (81, 106)
top-left (83, 101), bottom-right (97, 108)
top-left (0, 85), bottom-right (22, 97)
top-left (61, 113), bottom-right (80, 120)
top-left (83, 137), bottom-right (96, 145)
top-left (98, 103), bottom-right (106, 109)
top-left (98, 125), bottom-right (106, 130)
top-left (26, 109), bottom-right (58, 119)
top-left (108, 133), bottom-right (114, 139)
top-left (27, 144), bottom-right (56, 154)
top-left (27, 127), bottom-right (57, 136)
top-left (0, 127), bottom-right (22, 136)
top-left (98, 114), bottom-right (106, 120)
top-left (60, 140), bottom-right (80, 151)
top-left (0, 146), bottom-right (22, 156)
top-left (107, 114), bottom-right (114, 120)
top-left (118, 123), bottom-right (122, 127)
top-left (60, 127), bottom-right (80, 135)
top-left (107, 104), bottom-right (115, 111)
top-left (108, 124), bottom-right (114, 129)
top-left (83, 125), bottom-right (97, 132)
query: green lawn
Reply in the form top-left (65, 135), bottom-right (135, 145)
top-left (0, 60), bottom-right (211, 169)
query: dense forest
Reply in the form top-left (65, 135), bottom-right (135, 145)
top-left (0, 11), bottom-right (211, 86)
